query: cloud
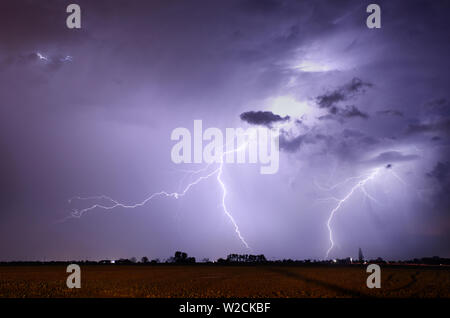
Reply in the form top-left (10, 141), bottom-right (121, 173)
top-left (406, 119), bottom-right (450, 135)
top-left (366, 151), bottom-right (419, 165)
top-left (317, 114), bottom-right (334, 121)
top-left (341, 129), bottom-right (379, 145)
top-left (318, 105), bottom-right (368, 121)
top-left (279, 134), bottom-right (305, 152)
top-left (342, 129), bottom-right (365, 138)
top-left (279, 131), bottom-right (336, 153)
top-left (426, 162), bottom-right (450, 224)
top-left (316, 77), bottom-right (372, 109)
top-left (427, 161), bottom-right (450, 185)
top-left (316, 91), bottom-right (346, 109)
top-left (315, 78), bottom-right (372, 122)
top-left (0, 1), bottom-right (86, 53)
top-left (423, 98), bottom-right (450, 117)
top-left (340, 105), bottom-right (369, 119)
top-left (376, 109), bottom-right (404, 117)
top-left (0, 51), bottom-right (73, 72)
top-left (240, 110), bottom-right (290, 127)
top-left (240, 0), bottom-right (284, 13)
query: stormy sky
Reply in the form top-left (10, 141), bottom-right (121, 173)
top-left (1, 0), bottom-right (449, 261)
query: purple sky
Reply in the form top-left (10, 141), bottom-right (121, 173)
top-left (1, 0), bottom-right (449, 261)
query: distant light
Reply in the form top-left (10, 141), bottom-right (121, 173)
top-left (333, 259), bottom-right (337, 263)
top-left (110, 260), bottom-right (115, 264)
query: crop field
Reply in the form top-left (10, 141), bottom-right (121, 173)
top-left (0, 265), bottom-right (449, 298)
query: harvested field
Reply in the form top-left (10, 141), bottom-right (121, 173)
top-left (0, 265), bottom-right (449, 298)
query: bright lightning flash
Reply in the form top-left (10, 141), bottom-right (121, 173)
top-left (67, 138), bottom-right (251, 249)
top-left (36, 52), bottom-right (73, 63)
top-left (324, 168), bottom-right (381, 259)
top-left (36, 52), bottom-right (49, 61)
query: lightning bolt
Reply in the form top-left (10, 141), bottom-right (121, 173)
top-left (60, 55), bottom-right (73, 62)
top-left (389, 169), bottom-right (407, 186)
top-left (324, 168), bottom-right (380, 259)
top-left (36, 52), bottom-right (49, 61)
top-left (35, 52), bottom-right (72, 63)
top-left (216, 158), bottom-right (250, 249)
top-left (66, 137), bottom-right (251, 249)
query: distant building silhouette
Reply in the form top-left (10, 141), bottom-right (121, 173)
top-left (358, 247), bottom-right (364, 262)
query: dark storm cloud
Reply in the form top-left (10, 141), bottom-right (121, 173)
top-left (314, 78), bottom-right (372, 123)
top-left (342, 129), bottom-right (379, 145)
top-left (340, 105), bottom-right (369, 119)
top-left (1, 0), bottom-right (450, 261)
top-left (0, 52), bottom-right (72, 72)
top-left (424, 98), bottom-right (450, 117)
top-left (360, 136), bottom-right (379, 146)
top-left (317, 105), bottom-right (368, 121)
top-left (317, 114), bottom-right (333, 121)
top-left (0, 1), bottom-right (86, 52)
top-left (426, 162), bottom-right (450, 235)
top-left (316, 77), bottom-right (372, 109)
top-left (342, 129), bottom-right (365, 138)
top-left (406, 119), bottom-right (450, 135)
top-left (376, 110), bottom-right (404, 117)
top-left (427, 161), bottom-right (450, 185)
top-left (240, 0), bottom-right (283, 13)
top-left (279, 76), bottom-right (375, 155)
top-left (0, 52), bottom-right (35, 70)
top-left (317, 91), bottom-right (346, 109)
top-left (366, 151), bottom-right (419, 165)
top-left (279, 131), bottom-right (348, 153)
top-left (240, 111), bottom-right (290, 127)
top-left (279, 134), bottom-right (305, 152)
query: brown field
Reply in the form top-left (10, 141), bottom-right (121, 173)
top-left (0, 265), bottom-right (449, 298)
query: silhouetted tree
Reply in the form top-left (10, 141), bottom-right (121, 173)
top-left (226, 253), bottom-right (267, 263)
top-left (358, 248), bottom-right (364, 263)
top-left (375, 257), bottom-right (385, 264)
top-left (117, 258), bottom-right (133, 264)
top-left (173, 251), bottom-right (195, 264)
top-left (186, 257), bottom-right (196, 263)
top-left (141, 256), bottom-right (149, 263)
top-left (174, 251), bottom-right (187, 262)
top-left (256, 254), bottom-right (267, 262)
